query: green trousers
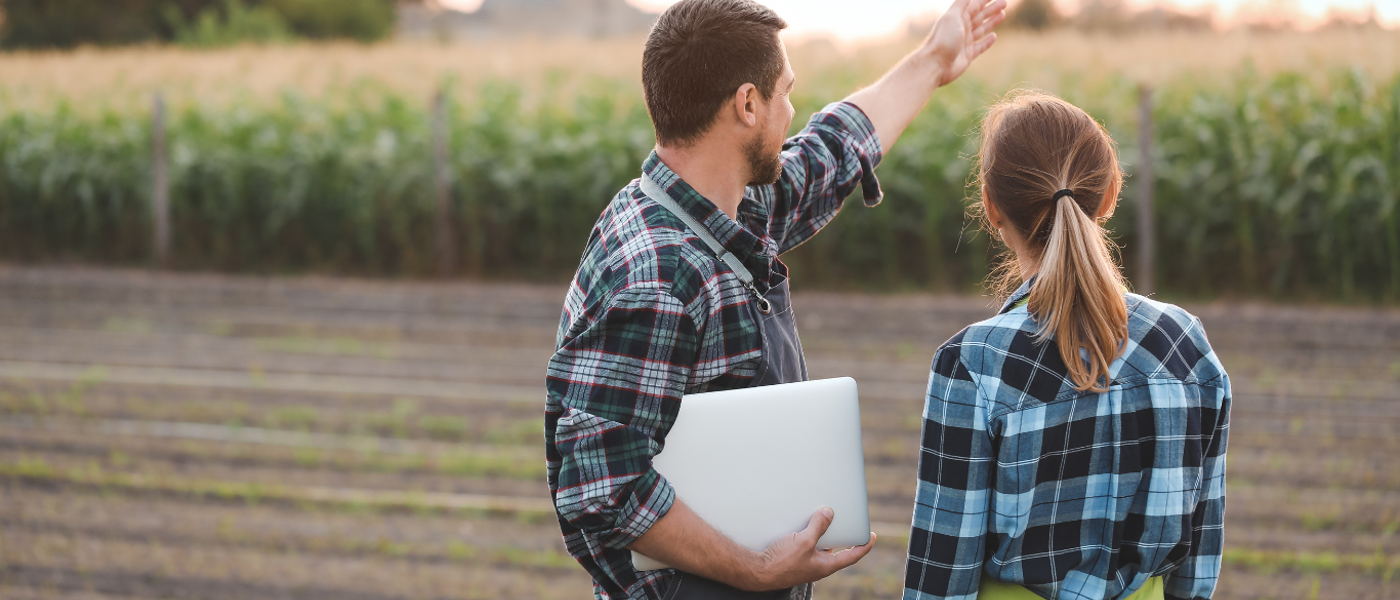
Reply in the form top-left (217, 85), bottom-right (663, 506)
top-left (978, 575), bottom-right (1165, 600)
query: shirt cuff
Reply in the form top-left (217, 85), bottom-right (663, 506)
top-left (599, 468), bottom-right (677, 550)
top-left (823, 100), bottom-right (884, 207)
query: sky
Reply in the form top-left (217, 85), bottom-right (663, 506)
top-left (439, 0), bottom-right (1400, 39)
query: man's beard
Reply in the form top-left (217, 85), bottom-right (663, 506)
top-left (743, 131), bottom-right (783, 187)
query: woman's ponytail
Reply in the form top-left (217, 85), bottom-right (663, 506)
top-left (1029, 193), bottom-right (1128, 392)
top-left (976, 91), bottom-right (1129, 393)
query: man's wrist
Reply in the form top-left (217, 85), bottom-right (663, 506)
top-left (731, 548), bottom-right (772, 591)
top-left (904, 45), bottom-right (949, 90)
top-left (921, 52), bottom-right (951, 88)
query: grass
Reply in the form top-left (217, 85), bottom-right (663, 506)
top-left (0, 388), bottom-right (538, 447)
top-left (1301, 509), bottom-right (1341, 532)
top-left (0, 381), bottom-right (96, 419)
top-left (262, 405), bottom-right (318, 430)
top-left (484, 419), bottom-right (541, 446)
top-left (210, 517), bottom-right (576, 569)
top-left (417, 414), bottom-right (468, 441)
top-left (1224, 547), bottom-right (1400, 579)
top-left (217, 441), bottom-right (544, 479)
top-left (0, 412), bottom-right (543, 479)
top-left (0, 455), bottom-right (552, 515)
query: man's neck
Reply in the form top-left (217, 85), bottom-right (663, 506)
top-left (654, 142), bottom-right (747, 220)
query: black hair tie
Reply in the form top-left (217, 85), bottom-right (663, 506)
top-left (1052, 189), bottom-right (1075, 202)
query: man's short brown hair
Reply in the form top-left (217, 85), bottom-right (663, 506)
top-left (642, 0), bottom-right (788, 147)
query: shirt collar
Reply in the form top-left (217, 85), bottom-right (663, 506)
top-left (641, 151), bottom-right (768, 265)
top-left (998, 275), bottom-right (1038, 314)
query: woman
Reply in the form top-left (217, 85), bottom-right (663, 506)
top-left (902, 93), bottom-right (1230, 600)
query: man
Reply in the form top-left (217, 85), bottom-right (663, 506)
top-left (546, 1), bottom-right (1005, 598)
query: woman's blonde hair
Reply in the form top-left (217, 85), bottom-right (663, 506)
top-left (976, 91), bottom-right (1128, 393)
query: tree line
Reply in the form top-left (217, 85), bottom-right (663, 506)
top-left (0, 0), bottom-right (399, 49)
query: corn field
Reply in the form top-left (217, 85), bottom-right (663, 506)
top-left (0, 58), bottom-right (1397, 300)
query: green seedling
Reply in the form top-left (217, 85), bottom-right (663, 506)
top-left (448, 540), bottom-right (479, 560)
top-left (107, 450), bottom-right (131, 467)
top-left (293, 447), bottom-right (323, 467)
top-left (418, 415), bottom-right (468, 441)
top-left (102, 317), bottom-right (152, 335)
top-left (485, 419), bottom-right (542, 446)
top-left (264, 405), bottom-right (319, 430)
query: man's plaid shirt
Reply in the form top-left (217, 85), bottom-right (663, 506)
top-left (546, 102), bottom-right (883, 600)
top-left (905, 280), bottom-right (1231, 600)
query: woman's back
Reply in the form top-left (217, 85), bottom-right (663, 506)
top-left (903, 91), bottom-right (1230, 600)
top-left (903, 283), bottom-right (1229, 600)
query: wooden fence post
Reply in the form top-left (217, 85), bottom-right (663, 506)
top-left (432, 88), bottom-right (455, 278)
top-left (152, 92), bottom-right (171, 269)
top-left (1137, 85), bottom-right (1156, 296)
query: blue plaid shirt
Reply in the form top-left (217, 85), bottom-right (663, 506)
top-left (905, 279), bottom-right (1231, 600)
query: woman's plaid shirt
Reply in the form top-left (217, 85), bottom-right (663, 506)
top-left (545, 102), bottom-right (883, 600)
top-left (905, 280), bottom-right (1231, 600)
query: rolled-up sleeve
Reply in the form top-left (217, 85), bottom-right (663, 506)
top-left (766, 101), bottom-right (884, 255)
top-left (546, 283), bottom-right (698, 549)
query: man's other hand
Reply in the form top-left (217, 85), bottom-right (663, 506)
top-left (744, 508), bottom-right (877, 591)
top-left (628, 501), bottom-right (875, 592)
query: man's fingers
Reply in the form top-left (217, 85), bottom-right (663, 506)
top-left (972, 14), bottom-right (1002, 40)
top-left (981, 4), bottom-right (1008, 30)
top-left (970, 5), bottom-right (1005, 37)
top-left (825, 533), bottom-right (878, 570)
top-left (968, 32), bottom-right (998, 60)
top-left (976, 0), bottom-right (1008, 22)
top-left (800, 507), bottom-right (835, 545)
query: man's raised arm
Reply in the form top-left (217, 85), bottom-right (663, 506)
top-left (846, 0), bottom-right (1007, 154)
top-left (765, 0), bottom-right (1004, 255)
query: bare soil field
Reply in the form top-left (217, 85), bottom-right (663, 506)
top-left (0, 266), bottom-right (1397, 599)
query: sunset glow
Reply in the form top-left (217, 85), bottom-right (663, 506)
top-left (435, 0), bottom-right (1399, 38)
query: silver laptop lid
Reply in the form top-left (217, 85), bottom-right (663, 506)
top-left (633, 377), bottom-right (870, 570)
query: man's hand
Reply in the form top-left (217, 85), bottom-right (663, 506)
top-left (925, 0), bottom-right (1008, 87)
top-left (628, 500), bottom-right (875, 591)
top-left (844, 0), bottom-right (1005, 153)
top-left (747, 507), bottom-right (877, 591)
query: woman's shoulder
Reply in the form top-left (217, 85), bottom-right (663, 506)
top-left (937, 302), bottom-right (1043, 357)
top-left (1121, 293), bottom-right (1212, 351)
top-left (1121, 293), bottom-right (1228, 388)
top-left (1124, 293), bottom-right (1201, 329)
top-left (926, 308), bottom-right (1046, 391)
top-left (928, 293), bottom-right (1228, 398)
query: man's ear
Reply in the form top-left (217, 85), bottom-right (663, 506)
top-left (731, 83), bottom-right (760, 128)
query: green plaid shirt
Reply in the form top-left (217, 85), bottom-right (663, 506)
top-left (545, 102), bottom-right (883, 600)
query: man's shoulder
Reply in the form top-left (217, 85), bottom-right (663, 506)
top-left (582, 182), bottom-right (726, 307)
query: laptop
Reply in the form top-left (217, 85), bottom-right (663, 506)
top-left (632, 377), bottom-right (871, 571)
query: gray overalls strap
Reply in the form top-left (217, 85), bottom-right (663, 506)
top-left (638, 174), bottom-right (812, 600)
top-left (640, 175), bottom-right (772, 314)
